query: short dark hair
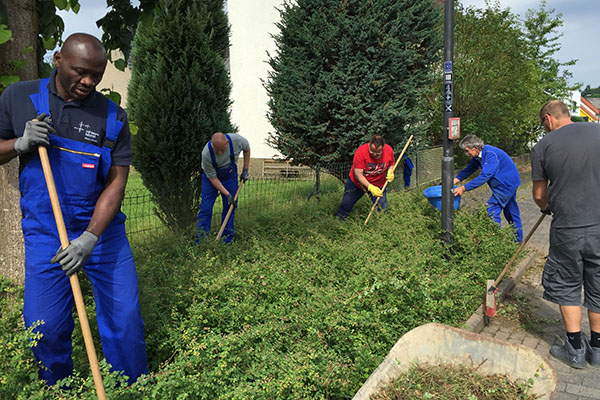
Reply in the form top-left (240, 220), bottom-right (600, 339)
top-left (539, 100), bottom-right (570, 122)
top-left (369, 135), bottom-right (385, 148)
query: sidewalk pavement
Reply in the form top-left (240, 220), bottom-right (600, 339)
top-left (465, 167), bottom-right (600, 399)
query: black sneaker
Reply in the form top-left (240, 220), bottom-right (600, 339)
top-left (550, 338), bottom-right (586, 369)
top-left (583, 336), bottom-right (600, 367)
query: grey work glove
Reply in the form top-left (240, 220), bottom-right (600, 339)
top-left (50, 231), bottom-right (99, 276)
top-left (240, 168), bottom-right (249, 183)
top-left (14, 113), bottom-right (56, 155)
top-left (226, 193), bottom-right (237, 208)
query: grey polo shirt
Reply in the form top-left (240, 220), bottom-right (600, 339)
top-left (201, 133), bottom-right (250, 179)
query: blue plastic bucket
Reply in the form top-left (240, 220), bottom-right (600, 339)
top-left (423, 185), bottom-right (461, 211)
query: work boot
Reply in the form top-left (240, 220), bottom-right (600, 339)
top-left (550, 338), bottom-right (586, 369)
top-left (584, 336), bottom-right (600, 367)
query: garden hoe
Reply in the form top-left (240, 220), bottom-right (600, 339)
top-left (215, 180), bottom-right (245, 241)
top-left (485, 212), bottom-right (547, 322)
top-left (37, 120), bottom-right (106, 399)
top-left (364, 135), bottom-right (414, 225)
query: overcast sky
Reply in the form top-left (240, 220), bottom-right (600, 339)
top-left (58, 0), bottom-right (599, 88)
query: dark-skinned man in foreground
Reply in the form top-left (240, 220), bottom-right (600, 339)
top-left (0, 33), bottom-right (147, 386)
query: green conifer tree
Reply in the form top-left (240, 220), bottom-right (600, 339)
top-left (265, 0), bottom-right (442, 173)
top-left (128, 0), bottom-right (233, 234)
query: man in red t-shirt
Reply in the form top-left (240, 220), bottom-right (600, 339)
top-left (336, 135), bottom-right (395, 220)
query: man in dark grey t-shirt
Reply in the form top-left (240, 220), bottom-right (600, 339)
top-left (531, 100), bottom-right (600, 369)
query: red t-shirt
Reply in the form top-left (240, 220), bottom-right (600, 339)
top-left (349, 143), bottom-right (395, 189)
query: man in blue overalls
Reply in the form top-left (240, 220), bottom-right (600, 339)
top-left (453, 134), bottom-right (523, 242)
top-left (0, 33), bottom-right (147, 386)
top-left (196, 132), bottom-right (250, 243)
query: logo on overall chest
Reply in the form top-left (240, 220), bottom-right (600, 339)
top-left (74, 121), bottom-right (100, 143)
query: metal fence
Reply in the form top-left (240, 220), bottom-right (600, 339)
top-left (122, 146), bottom-right (443, 243)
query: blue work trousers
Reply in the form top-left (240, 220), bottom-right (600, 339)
top-left (336, 177), bottom-right (387, 220)
top-left (196, 173), bottom-right (239, 243)
top-left (486, 194), bottom-right (523, 242)
top-left (23, 227), bottom-right (147, 386)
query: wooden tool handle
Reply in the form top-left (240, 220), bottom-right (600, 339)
top-left (38, 146), bottom-right (106, 399)
top-left (493, 212), bottom-right (547, 287)
top-left (215, 181), bottom-right (244, 241)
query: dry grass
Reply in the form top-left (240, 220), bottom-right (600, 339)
top-left (372, 363), bottom-right (538, 400)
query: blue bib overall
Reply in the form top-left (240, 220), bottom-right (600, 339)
top-left (196, 134), bottom-right (239, 243)
top-left (457, 145), bottom-right (523, 242)
top-left (21, 78), bottom-right (147, 385)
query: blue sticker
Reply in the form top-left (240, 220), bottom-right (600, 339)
top-left (444, 61), bottom-right (452, 73)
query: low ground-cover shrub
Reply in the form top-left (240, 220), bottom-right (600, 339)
top-left (0, 189), bottom-right (519, 399)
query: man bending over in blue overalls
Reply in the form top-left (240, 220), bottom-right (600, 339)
top-left (196, 132), bottom-right (250, 243)
top-left (0, 33), bottom-right (147, 386)
top-left (453, 134), bottom-right (523, 242)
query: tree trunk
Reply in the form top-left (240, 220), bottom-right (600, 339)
top-left (0, 0), bottom-right (38, 80)
top-left (0, 0), bottom-right (37, 284)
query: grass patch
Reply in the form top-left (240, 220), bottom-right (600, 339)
top-left (372, 363), bottom-right (539, 400)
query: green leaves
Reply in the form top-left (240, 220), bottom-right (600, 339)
top-left (266, 0), bottom-right (442, 169)
top-left (0, 75), bottom-right (19, 88)
top-left (41, 35), bottom-right (56, 50)
top-left (0, 24), bottom-right (10, 44)
top-left (128, 0), bottom-right (233, 234)
top-left (53, 0), bottom-right (79, 12)
top-left (0, 188), bottom-right (521, 398)
top-left (100, 88), bottom-right (122, 106)
top-left (112, 58), bottom-right (127, 72)
top-left (54, 0), bottom-right (68, 9)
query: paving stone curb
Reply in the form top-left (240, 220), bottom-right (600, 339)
top-left (464, 251), bottom-right (537, 333)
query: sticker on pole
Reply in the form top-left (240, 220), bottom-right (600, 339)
top-left (444, 61), bottom-right (452, 73)
top-left (449, 117), bottom-right (460, 140)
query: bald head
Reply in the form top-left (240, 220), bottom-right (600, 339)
top-left (62, 33), bottom-right (106, 56)
top-left (211, 132), bottom-right (229, 155)
top-left (53, 33), bottom-right (107, 102)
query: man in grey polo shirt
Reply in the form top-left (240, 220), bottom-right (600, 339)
top-left (196, 132), bottom-right (250, 243)
top-left (532, 99), bottom-right (600, 368)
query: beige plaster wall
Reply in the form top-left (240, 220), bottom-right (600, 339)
top-left (227, 0), bottom-right (283, 159)
top-left (99, 51), bottom-right (131, 108)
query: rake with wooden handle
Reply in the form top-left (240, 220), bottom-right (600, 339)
top-left (485, 212), bottom-right (547, 319)
top-left (215, 181), bottom-right (244, 241)
top-left (364, 135), bottom-right (414, 225)
top-left (37, 137), bottom-right (106, 398)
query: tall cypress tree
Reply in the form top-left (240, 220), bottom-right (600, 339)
top-left (265, 0), bottom-right (442, 171)
top-left (128, 0), bottom-right (233, 234)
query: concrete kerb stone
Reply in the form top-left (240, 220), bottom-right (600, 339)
top-left (464, 251), bottom-right (537, 333)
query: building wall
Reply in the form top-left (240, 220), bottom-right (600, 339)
top-left (227, 0), bottom-right (283, 158)
top-left (99, 51), bottom-right (131, 108)
top-left (570, 90), bottom-right (581, 116)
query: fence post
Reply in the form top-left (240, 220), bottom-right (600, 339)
top-left (308, 163), bottom-right (321, 201)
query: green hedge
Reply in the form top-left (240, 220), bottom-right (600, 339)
top-left (0, 190), bottom-right (518, 399)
